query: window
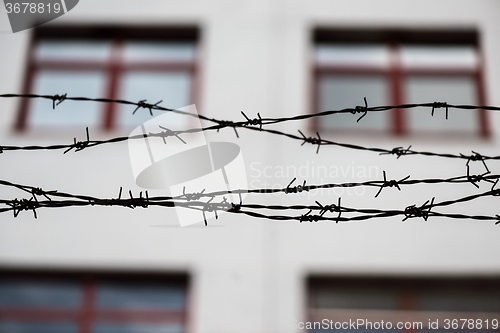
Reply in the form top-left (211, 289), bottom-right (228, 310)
top-left (313, 29), bottom-right (488, 138)
top-left (306, 276), bottom-right (500, 333)
top-left (16, 26), bottom-right (199, 132)
top-left (0, 271), bottom-right (189, 333)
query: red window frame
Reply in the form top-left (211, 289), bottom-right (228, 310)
top-left (15, 26), bottom-right (200, 132)
top-left (0, 270), bottom-right (191, 333)
top-left (312, 29), bottom-right (489, 138)
top-left (307, 276), bottom-right (500, 333)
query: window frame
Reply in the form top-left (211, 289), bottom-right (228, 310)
top-left (307, 276), bottom-right (500, 333)
top-left (15, 26), bottom-right (200, 132)
top-left (0, 270), bottom-right (191, 333)
top-left (311, 29), bottom-right (489, 138)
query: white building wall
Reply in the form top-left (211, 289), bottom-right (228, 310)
top-left (1, 1), bottom-right (500, 333)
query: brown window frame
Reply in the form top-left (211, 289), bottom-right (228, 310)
top-left (0, 269), bottom-right (191, 333)
top-left (15, 26), bottom-right (200, 132)
top-left (307, 276), bottom-right (500, 333)
top-left (312, 28), bottom-right (489, 138)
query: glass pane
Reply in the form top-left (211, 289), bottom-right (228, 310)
top-left (28, 70), bottom-right (105, 128)
top-left (400, 45), bottom-right (478, 69)
top-left (123, 42), bottom-right (195, 62)
top-left (0, 322), bottom-right (76, 333)
top-left (404, 76), bottom-right (477, 133)
top-left (318, 74), bottom-right (389, 131)
top-left (93, 323), bottom-right (183, 333)
top-left (418, 291), bottom-right (500, 312)
top-left (0, 279), bottom-right (81, 308)
top-left (313, 288), bottom-right (398, 310)
top-left (316, 44), bottom-right (390, 67)
top-left (117, 72), bottom-right (191, 129)
top-left (96, 281), bottom-right (185, 309)
top-left (34, 41), bottom-right (111, 61)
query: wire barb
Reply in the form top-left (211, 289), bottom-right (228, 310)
top-left (28, 187), bottom-right (56, 201)
top-left (63, 127), bottom-right (90, 154)
top-left (374, 171), bottom-right (411, 198)
top-left (156, 125), bottom-right (187, 144)
top-left (298, 130), bottom-right (322, 154)
top-left (7, 198), bottom-right (39, 218)
top-left (461, 150), bottom-right (490, 173)
top-left (466, 165), bottom-right (494, 189)
top-left (241, 111), bottom-right (262, 130)
top-left (431, 102), bottom-right (449, 119)
top-left (182, 186), bottom-right (206, 201)
top-left (353, 97), bottom-right (369, 122)
top-left (51, 93), bottom-right (67, 109)
top-left (132, 99), bottom-right (162, 116)
top-left (299, 209), bottom-right (322, 222)
top-left (120, 190), bottom-right (150, 209)
top-left (315, 197), bottom-right (342, 223)
top-left (227, 193), bottom-right (243, 212)
top-left (201, 197), bottom-right (226, 226)
top-left (403, 197), bottom-right (435, 222)
top-left (380, 145), bottom-right (412, 159)
top-left (217, 120), bottom-right (239, 138)
top-left (285, 178), bottom-right (308, 194)
top-left (491, 179), bottom-right (499, 192)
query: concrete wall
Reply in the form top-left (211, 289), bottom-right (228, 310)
top-left (1, 1), bottom-right (500, 332)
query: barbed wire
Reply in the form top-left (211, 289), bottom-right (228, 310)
top-left (1, 188), bottom-right (499, 224)
top-left (170, 171), bottom-right (500, 200)
top-left (2, 168), bottom-right (499, 204)
top-left (0, 94), bottom-right (499, 172)
top-left (1, 93), bottom-right (499, 225)
top-left (1, 176), bottom-right (499, 225)
top-left (4, 93), bottom-right (500, 123)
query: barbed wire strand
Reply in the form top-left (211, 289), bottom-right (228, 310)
top-left (1, 94), bottom-right (500, 225)
top-left (0, 94), bottom-right (499, 170)
top-left (2, 170), bottom-right (499, 204)
top-left (1, 178), bottom-right (499, 224)
top-left (171, 172), bottom-right (500, 199)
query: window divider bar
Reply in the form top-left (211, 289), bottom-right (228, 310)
top-left (390, 42), bottom-right (405, 136)
top-left (79, 277), bottom-right (95, 333)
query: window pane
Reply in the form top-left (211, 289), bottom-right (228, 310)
top-left (400, 45), bottom-right (478, 69)
top-left (117, 72), bottom-right (191, 128)
top-left (404, 76), bottom-right (477, 133)
top-left (308, 279), bottom-right (500, 333)
top-left (0, 279), bottom-right (81, 308)
top-left (0, 322), bottom-right (76, 333)
top-left (96, 281), bottom-right (185, 309)
top-left (312, 288), bottom-right (398, 310)
top-left (93, 323), bottom-right (183, 333)
top-left (316, 44), bottom-right (390, 67)
top-left (28, 71), bottom-right (105, 128)
top-left (418, 291), bottom-right (500, 312)
top-left (318, 75), bottom-right (389, 131)
top-left (34, 41), bottom-right (111, 61)
top-left (123, 42), bottom-right (195, 62)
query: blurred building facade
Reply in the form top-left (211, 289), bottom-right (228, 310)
top-left (1, 1), bottom-right (500, 333)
